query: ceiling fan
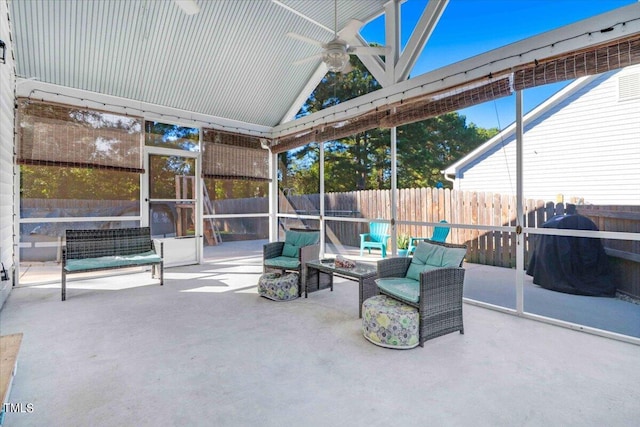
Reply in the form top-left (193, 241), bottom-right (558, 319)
top-left (287, 0), bottom-right (387, 73)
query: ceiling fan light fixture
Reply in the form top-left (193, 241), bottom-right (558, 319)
top-left (323, 47), bottom-right (350, 72)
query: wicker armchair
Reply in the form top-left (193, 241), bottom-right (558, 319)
top-left (263, 229), bottom-right (320, 296)
top-left (375, 240), bottom-right (467, 347)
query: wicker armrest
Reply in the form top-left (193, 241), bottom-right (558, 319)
top-left (419, 267), bottom-right (466, 301)
top-left (153, 239), bottom-right (164, 258)
top-left (376, 257), bottom-right (412, 279)
top-left (263, 242), bottom-right (285, 260)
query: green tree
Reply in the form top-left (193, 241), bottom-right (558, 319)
top-left (282, 56), bottom-right (498, 193)
top-left (21, 165), bottom-right (140, 200)
top-left (145, 121), bottom-right (199, 151)
top-left (397, 114), bottom-right (498, 188)
top-left (287, 56), bottom-right (389, 192)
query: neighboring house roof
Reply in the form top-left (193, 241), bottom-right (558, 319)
top-left (442, 73), bottom-right (602, 178)
top-left (441, 64), bottom-right (640, 205)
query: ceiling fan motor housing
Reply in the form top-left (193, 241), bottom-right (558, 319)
top-left (322, 40), bottom-right (350, 72)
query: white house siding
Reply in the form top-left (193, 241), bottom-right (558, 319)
top-left (455, 66), bottom-right (640, 206)
top-left (0, 0), bottom-right (15, 308)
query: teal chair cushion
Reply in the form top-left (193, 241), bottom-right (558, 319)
top-left (375, 277), bottom-right (420, 303)
top-left (405, 242), bottom-right (466, 281)
top-left (264, 256), bottom-right (300, 269)
top-left (281, 230), bottom-right (320, 258)
top-left (282, 243), bottom-right (298, 257)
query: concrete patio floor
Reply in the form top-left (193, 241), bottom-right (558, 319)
top-left (2, 241), bottom-right (640, 426)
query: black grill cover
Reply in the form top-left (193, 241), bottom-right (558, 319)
top-left (526, 214), bottom-right (616, 297)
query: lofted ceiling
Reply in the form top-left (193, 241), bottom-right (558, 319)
top-left (10, 0), bottom-right (640, 143)
top-left (9, 0), bottom-right (392, 129)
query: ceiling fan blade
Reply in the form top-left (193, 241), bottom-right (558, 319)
top-left (287, 32), bottom-right (324, 48)
top-left (350, 45), bottom-right (389, 56)
top-left (174, 0), bottom-right (200, 15)
top-left (293, 53), bottom-right (323, 66)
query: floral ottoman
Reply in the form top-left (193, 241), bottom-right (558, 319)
top-left (362, 295), bottom-right (419, 349)
top-left (258, 272), bottom-right (299, 301)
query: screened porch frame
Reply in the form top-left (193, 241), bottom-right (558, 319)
top-left (9, 4), bottom-right (640, 345)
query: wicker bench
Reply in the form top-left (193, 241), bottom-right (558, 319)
top-left (61, 227), bottom-right (163, 301)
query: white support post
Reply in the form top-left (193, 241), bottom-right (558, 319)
top-left (196, 131), bottom-right (203, 263)
top-left (384, 0), bottom-right (400, 86)
top-left (319, 142), bottom-right (325, 258)
top-left (390, 126), bottom-right (398, 256)
top-left (13, 164), bottom-right (21, 286)
top-left (268, 150), bottom-right (278, 242)
top-left (516, 90), bottom-right (525, 314)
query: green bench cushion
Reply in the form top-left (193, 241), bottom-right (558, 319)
top-left (376, 277), bottom-right (420, 303)
top-left (65, 250), bottom-right (161, 272)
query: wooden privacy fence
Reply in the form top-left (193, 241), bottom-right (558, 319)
top-left (276, 188), bottom-right (639, 298)
top-left (22, 189), bottom-right (640, 297)
top-left (576, 205), bottom-right (640, 298)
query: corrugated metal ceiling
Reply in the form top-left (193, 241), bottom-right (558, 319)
top-left (10, 0), bottom-right (389, 127)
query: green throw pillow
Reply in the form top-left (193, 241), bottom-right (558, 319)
top-left (282, 243), bottom-right (298, 258)
top-left (297, 231), bottom-right (320, 247)
top-left (405, 242), bottom-right (466, 281)
top-left (281, 230), bottom-right (319, 258)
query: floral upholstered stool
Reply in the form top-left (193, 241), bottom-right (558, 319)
top-left (362, 295), bottom-right (419, 349)
top-left (258, 272), bottom-right (299, 301)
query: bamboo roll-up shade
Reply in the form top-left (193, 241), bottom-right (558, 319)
top-left (271, 109), bottom-right (387, 154)
top-left (17, 99), bottom-right (144, 172)
top-left (202, 129), bottom-right (269, 181)
top-left (273, 77), bottom-right (512, 153)
top-left (381, 77), bottom-right (513, 129)
top-left (513, 36), bottom-right (640, 90)
top-left (273, 34), bottom-right (640, 153)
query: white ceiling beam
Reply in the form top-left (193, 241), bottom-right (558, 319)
top-left (341, 19), bottom-right (389, 87)
top-left (281, 17), bottom-right (391, 125)
top-left (278, 62), bottom-right (330, 125)
top-left (352, 34), bottom-right (389, 86)
top-left (395, 0), bottom-right (449, 83)
top-left (384, 0), bottom-right (400, 85)
top-left (271, 2), bottom-right (640, 138)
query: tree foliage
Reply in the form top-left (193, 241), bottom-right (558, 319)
top-left (281, 57), bottom-right (498, 193)
top-left (20, 165), bottom-right (139, 200)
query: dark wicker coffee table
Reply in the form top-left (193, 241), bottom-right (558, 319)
top-left (305, 259), bottom-right (378, 318)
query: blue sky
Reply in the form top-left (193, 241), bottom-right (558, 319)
top-left (360, 0), bottom-right (636, 129)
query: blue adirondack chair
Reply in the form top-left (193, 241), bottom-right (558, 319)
top-left (407, 220), bottom-right (450, 255)
top-left (360, 222), bottom-right (390, 258)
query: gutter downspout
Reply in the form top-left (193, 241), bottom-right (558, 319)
top-left (443, 171), bottom-right (456, 186)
